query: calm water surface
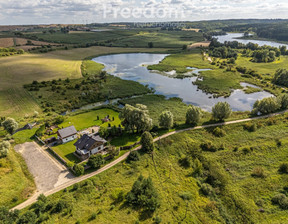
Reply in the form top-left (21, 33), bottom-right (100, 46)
top-left (213, 33), bottom-right (288, 48)
top-left (92, 53), bottom-right (273, 111)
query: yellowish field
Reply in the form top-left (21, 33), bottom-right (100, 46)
top-left (0, 46), bottom-right (169, 118)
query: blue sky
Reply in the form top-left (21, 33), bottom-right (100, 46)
top-left (0, 0), bottom-right (288, 25)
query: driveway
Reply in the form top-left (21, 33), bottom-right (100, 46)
top-left (14, 142), bottom-right (74, 193)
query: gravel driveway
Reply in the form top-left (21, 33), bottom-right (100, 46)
top-left (15, 142), bottom-right (74, 193)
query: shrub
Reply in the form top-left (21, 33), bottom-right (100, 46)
top-left (126, 175), bottom-right (160, 212)
top-left (212, 102), bottom-right (232, 121)
top-left (272, 194), bottom-right (288, 209)
top-left (200, 141), bottom-right (217, 152)
top-left (186, 105), bottom-right (202, 125)
top-left (243, 123), bottom-right (257, 132)
top-left (279, 163), bottom-right (288, 174)
top-left (127, 151), bottom-right (140, 162)
top-left (1, 118), bottom-right (18, 134)
top-left (159, 110), bottom-right (174, 129)
top-left (212, 127), bottom-right (226, 137)
top-left (252, 97), bottom-right (280, 115)
top-left (251, 167), bottom-right (265, 178)
top-left (88, 154), bottom-right (104, 169)
top-left (140, 131), bottom-right (154, 153)
top-left (73, 164), bottom-right (84, 176)
top-left (0, 141), bottom-right (11, 158)
top-left (178, 156), bottom-right (191, 168)
top-left (200, 183), bottom-right (213, 196)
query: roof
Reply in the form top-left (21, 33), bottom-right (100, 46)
top-left (74, 134), bottom-right (107, 151)
top-left (57, 126), bottom-right (77, 139)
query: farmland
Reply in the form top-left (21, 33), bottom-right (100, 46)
top-left (0, 46), bottom-right (169, 118)
top-left (23, 30), bottom-right (204, 48)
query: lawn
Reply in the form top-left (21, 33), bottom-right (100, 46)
top-left (0, 46), bottom-right (169, 118)
top-left (20, 113), bottom-right (288, 223)
top-left (52, 140), bottom-right (80, 164)
top-left (61, 108), bottom-right (121, 131)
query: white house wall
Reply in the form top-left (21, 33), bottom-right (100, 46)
top-left (62, 135), bottom-right (77, 143)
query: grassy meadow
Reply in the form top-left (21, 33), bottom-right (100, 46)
top-left (20, 113), bottom-right (288, 223)
top-left (236, 54), bottom-right (288, 77)
top-left (0, 46), bottom-right (169, 118)
top-left (0, 146), bottom-right (35, 208)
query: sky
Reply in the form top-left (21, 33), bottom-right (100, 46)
top-left (0, 0), bottom-right (288, 25)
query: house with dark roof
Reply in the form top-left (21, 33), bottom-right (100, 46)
top-left (74, 134), bottom-right (107, 159)
top-left (57, 126), bottom-right (78, 143)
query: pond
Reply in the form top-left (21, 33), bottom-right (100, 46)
top-left (92, 53), bottom-right (273, 112)
top-left (213, 33), bottom-right (288, 48)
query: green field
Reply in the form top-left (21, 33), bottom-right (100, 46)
top-left (24, 30), bottom-right (204, 48)
top-left (236, 54), bottom-right (288, 77)
top-left (148, 49), bottom-right (213, 73)
top-left (0, 148), bottom-right (35, 208)
top-left (19, 113), bottom-right (288, 223)
top-left (0, 46), bottom-right (169, 118)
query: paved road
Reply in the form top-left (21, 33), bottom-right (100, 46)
top-left (12, 110), bottom-right (287, 211)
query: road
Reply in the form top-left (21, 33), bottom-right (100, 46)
top-left (12, 110), bottom-right (287, 211)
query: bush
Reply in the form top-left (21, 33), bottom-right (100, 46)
top-left (178, 156), bottom-right (191, 168)
top-left (200, 183), bottom-right (213, 196)
top-left (243, 122), bottom-right (257, 132)
top-left (73, 164), bottom-right (84, 176)
top-left (88, 154), bottom-right (104, 169)
top-left (251, 167), bottom-right (265, 178)
top-left (212, 127), bottom-right (226, 137)
top-left (127, 151), bottom-right (140, 162)
top-left (1, 118), bottom-right (18, 134)
top-left (126, 175), bottom-right (160, 212)
top-left (252, 97), bottom-right (280, 115)
top-left (140, 131), bottom-right (154, 153)
top-left (186, 105), bottom-right (202, 125)
top-left (200, 141), bottom-right (217, 152)
top-left (0, 141), bottom-right (10, 158)
top-left (212, 102), bottom-right (232, 121)
top-left (272, 194), bottom-right (288, 209)
top-left (159, 110), bottom-right (174, 129)
top-left (279, 163), bottom-right (288, 174)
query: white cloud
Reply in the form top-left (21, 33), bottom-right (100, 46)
top-left (0, 0), bottom-right (287, 24)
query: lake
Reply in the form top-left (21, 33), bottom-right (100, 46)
top-left (92, 53), bottom-right (273, 112)
top-left (214, 33), bottom-right (288, 48)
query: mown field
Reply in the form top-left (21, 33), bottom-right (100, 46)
top-left (19, 113), bottom-right (288, 223)
top-left (0, 46), bottom-right (169, 118)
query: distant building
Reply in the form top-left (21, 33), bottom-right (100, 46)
top-left (57, 126), bottom-right (77, 143)
top-left (74, 134), bottom-right (107, 159)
